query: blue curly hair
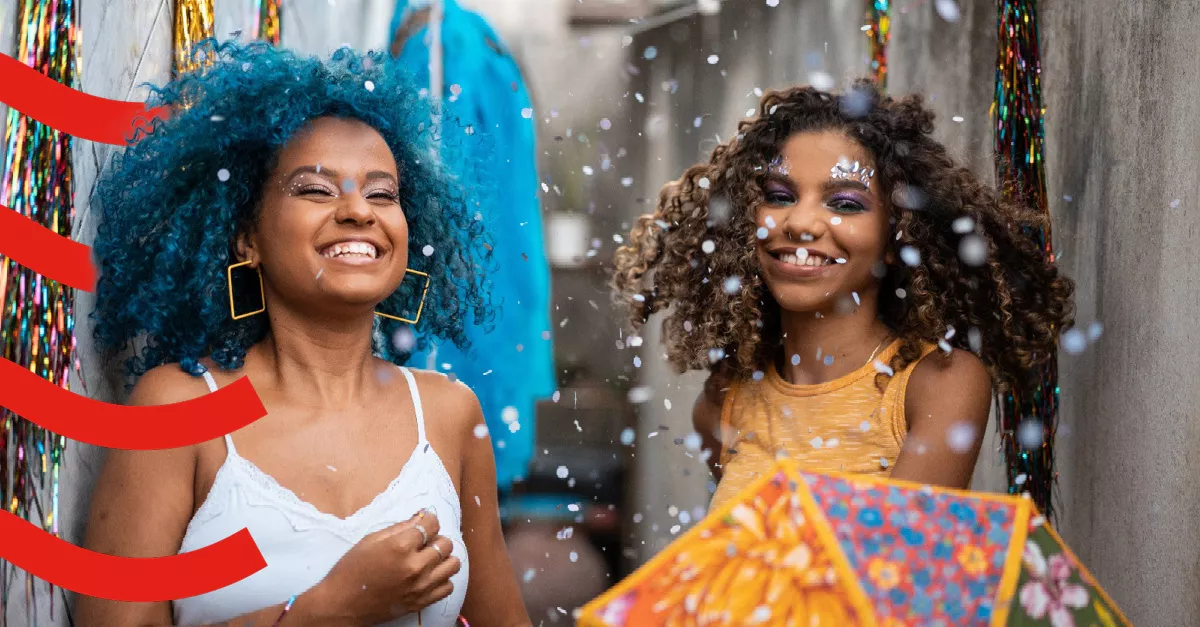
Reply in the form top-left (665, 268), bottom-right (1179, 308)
top-left (91, 40), bottom-right (494, 379)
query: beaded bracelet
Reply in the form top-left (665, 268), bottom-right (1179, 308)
top-left (271, 595), bottom-right (298, 626)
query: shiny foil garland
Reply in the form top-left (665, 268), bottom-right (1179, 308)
top-left (992, 0), bottom-right (1057, 520)
top-left (255, 0), bottom-right (282, 45)
top-left (174, 0), bottom-right (215, 77)
top-left (0, 0), bottom-right (79, 618)
top-left (865, 0), bottom-right (890, 89)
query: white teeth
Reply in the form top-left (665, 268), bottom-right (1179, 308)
top-left (778, 251), bottom-right (832, 267)
top-left (321, 241), bottom-right (378, 259)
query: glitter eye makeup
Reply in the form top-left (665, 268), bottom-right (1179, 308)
top-left (829, 159), bottom-right (876, 189)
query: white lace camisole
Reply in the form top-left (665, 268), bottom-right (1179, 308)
top-left (172, 366), bottom-right (469, 626)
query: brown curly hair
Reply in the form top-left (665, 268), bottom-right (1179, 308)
top-left (612, 80), bottom-right (1074, 392)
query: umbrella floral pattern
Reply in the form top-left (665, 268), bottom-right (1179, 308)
top-left (578, 461), bottom-right (1131, 627)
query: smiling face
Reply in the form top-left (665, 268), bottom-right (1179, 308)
top-left (755, 130), bottom-right (891, 314)
top-left (240, 116), bottom-right (409, 316)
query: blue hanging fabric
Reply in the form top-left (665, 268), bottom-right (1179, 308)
top-left (389, 0), bottom-right (554, 492)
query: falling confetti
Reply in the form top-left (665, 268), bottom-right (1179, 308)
top-left (947, 422), bottom-right (978, 453)
top-left (556, 466), bottom-right (569, 479)
top-left (364, 80), bottom-right (375, 91)
top-left (1060, 328), bottom-right (1087, 355)
top-left (628, 386), bottom-right (653, 404)
top-left (935, 0), bottom-right (962, 22)
top-left (422, 245), bottom-right (434, 256)
top-left (701, 240), bottom-right (716, 254)
top-left (958, 234), bottom-right (988, 266)
top-left (722, 276), bottom-right (742, 294)
top-left (217, 168), bottom-right (231, 181)
top-left (899, 245), bottom-right (921, 266)
top-left (707, 54), bottom-right (719, 64)
top-left (473, 424), bottom-right (489, 439)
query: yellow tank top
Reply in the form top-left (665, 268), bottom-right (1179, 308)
top-left (710, 339), bottom-right (938, 509)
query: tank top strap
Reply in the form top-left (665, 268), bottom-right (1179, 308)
top-left (396, 366), bottom-right (428, 445)
top-left (198, 368), bottom-right (239, 456)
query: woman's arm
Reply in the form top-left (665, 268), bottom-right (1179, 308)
top-left (74, 365), bottom-right (344, 627)
top-left (451, 382), bottom-right (531, 627)
top-left (890, 348), bottom-right (993, 489)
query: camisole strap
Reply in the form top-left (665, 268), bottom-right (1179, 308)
top-left (397, 366), bottom-right (428, 445)
top-left (199, 369), bottom-right (238, 456)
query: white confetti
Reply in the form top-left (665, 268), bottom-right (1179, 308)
top-left (860, 420), bottom-right (871, 432)
top-left (756, 227), bottom-right (769, 239)
top-left (556, 466), bottom-right (569, 479)
top-left (952, 115), bottom-right (964, 123)
top-left (557, 526), bottom-right (574, 540)
top-left (627, 386), bottom-right (653, 404)
top-left (422, 244), bottom-right (435, 257)
top-left (523, 568), bottom-right (537, 583)
top-left (643, 46), bottom-right (658, 60)
top-left (722, 276), bottom-right (742, 294)
top-left (569, 551), bottom-right (579, 563)
top-left (621, 177), bottom-right (634, 187)
top-left (620, 428), bottom-right (635, 446)
top-left (684, 433), bottom-right (702, 452)
top-left (935, 0), bottom-right (962, 22)
top-left (600, 118), bottom-right (612, 130)
top-left (629, 335), bottom-right (644, 347)
top-left (567, 503), bottom-right (580, 512)
top-left (831, 216), bottom-right (843, 225)
top-left (1087, 321), bottom-right (1104, 341)
top-left (900, 246), bottom-right (921, 266)
top-left (701, 240), bottom-right (716, 254)
top-left (217, 168), bottom-right (231, 182)
top-left (708, 347), bottom-right (726, 363)
top-left (707, 55), bottom-right (719, 64)
top-left (873, 359), bottom-right (894, 376)
top-left (809, 436), bottom-right (824, 449)
top-left (809, 71), bottom-right (835, 91)
top-left (473, 424), bottom-right (489, 439)
top-left (582, 165), bottom-right (594, 176)
top-left (391, 327), bottom-right (416, 352)
top-left (791, 354), bottom-right (801, 366)
top-left (958, 234), bottom-right (987, 266)
top-left (698, 177), bottom-right (711, 189)
top-left (1061, 328), bottom-right (1087, 355)
top-left (1017, 419), bottom-right (1044, 448)
top-left (947, 422), bottom-right (977, 453)
top-left (664, 399), bottom-right (673, 410)
top-left (364, 80), bottom-right (375, 91)
top-left (670, 525), bottom-right (682, 534)
top-left (501, 406), bottom-right (519, 424)
top-left (327, 465), bottom-right (337, 472)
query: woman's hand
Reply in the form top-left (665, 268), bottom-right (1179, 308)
top-left (306, 511), bottom-right (461, 626)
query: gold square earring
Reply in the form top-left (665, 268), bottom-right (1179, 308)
top-left (375, 268), bottom-right (430, 324)
top-left (227, 260), bottom-right (266, 320)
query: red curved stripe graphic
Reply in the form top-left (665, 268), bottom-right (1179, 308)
top-left (0, 52), bottom-right (169, 145)
top-left (0, 511), bottom-right (265, 601)
top-left (0, 357), bottom-right (267, 450)
top-left (0, 205), bottom-right (96, 291)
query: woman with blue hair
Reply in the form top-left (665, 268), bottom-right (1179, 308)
top-left (76, 41), bottom-right (530, 626)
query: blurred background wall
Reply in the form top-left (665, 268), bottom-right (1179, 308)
top-left (1, 0), bottom-right (1196, 624)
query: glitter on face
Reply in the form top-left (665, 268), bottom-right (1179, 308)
top-left (829, 159), bottom-right (875, 188)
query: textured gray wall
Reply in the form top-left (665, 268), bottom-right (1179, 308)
top-left (1041, 1), bottom-right (1200, 623)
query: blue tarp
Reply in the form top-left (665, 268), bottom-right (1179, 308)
top-left (389, 0), bottom-right (555, 491)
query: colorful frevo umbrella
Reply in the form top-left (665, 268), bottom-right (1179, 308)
top-left (578, 461), bottom-right (1130, 626)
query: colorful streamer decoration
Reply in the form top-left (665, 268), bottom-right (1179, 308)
top-left (992, 0), bottom-right (1057, 520)
top-left (0, 0), bottom-right (80, 618)
top-left (254, 0), bottom-right (282, 45)
top-left (174, 0), bottom-right (215, 77)
top-left (865, 0), bottom-right (890, 89)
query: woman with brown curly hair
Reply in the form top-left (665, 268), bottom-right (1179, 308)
top-left (613, 81), bottom-right (1074, 509)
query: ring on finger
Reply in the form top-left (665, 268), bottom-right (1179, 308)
top-left (432, 543), bottom-right (445, 560)
top-left (414, 523), bottom-right (429, 547)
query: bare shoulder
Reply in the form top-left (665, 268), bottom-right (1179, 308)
top-left (405, 368), bottom-right (483, 434)
top-left (906, 348), bottom-right (992, 422)
top-left (127, 362), bottom-right (216, 406)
